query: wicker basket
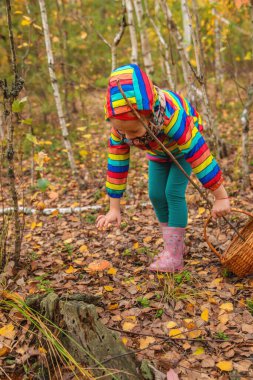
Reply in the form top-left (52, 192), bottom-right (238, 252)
top-left (204, 208), bottom-right (253, 278)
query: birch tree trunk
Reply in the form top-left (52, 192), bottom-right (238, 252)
top-left (125, 0), bottom-right (138, 64)
top-left (133, 0), bottom-right (154, 75)
top-left (38, 0), bottom-right (81, 185)
top-left (97, 12), bottom-right (127, 71)
top-left (144, 0), bottom-right (175, 89)
top-left (0, 110), bottom-right (5, 140)
top-left (181, 0), bottom-right (191, 59)
top-left (159, 0), bottom-right (202, 103)
top-left (1, 0), bottom-right (24, 268)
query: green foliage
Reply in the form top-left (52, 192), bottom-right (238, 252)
top-left (136, 296), bottom-right (150, 308)
top-left (246, 299), bottom-right (253, 315)
top-left (37, 178), bottom-right (50, 192)
top-left (215, 331), bottom-right (229, 340)
top-left (174, 270), bottom-right (191, 285)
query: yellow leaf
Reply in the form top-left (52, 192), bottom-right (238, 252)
top-left (65, 265), bottom-right (77, 274)
top-left (166, 321), bottom-right (177, 329)
top-left (21, 17), bottom-right (32, 26)
top-left (104, 286), bottom-right (114, 292)
top-left (143, 236), bottom-right (152, 243)
top-left (107, 267), bottom-right (117, 275)
top-left (38, 347), bottom-right (47, 354)
top-left (169, 329), bottom-right (185, 339)
top-left (0, 347), bottom-right (10, 357)
top-left (198, 207), bottom-right (206, 215)
top-left (50, 209), bottom-right (59, 217)
top-left (201, 308), bottom-right (209, 322)
top-left (108, 303), bottom-right (119, 310)
top-left (193, 347), bottom-right (205, 355)
top-left (122, 337), bottom-right (128, 345)
top-left (79, 245), bottom-right (88, 253)
top-left (0, 324), bottom-right (15, 339)
top-left (216, 361), bottom-right (233, 371)
top-left (84, 134), bottom-right (92, 139)
top-left (188, 329), bottom-right (202, 339)
top-left (79, 150), bottom-right (88, 157)
top-left (220, 303), bottom-right (233, 312)
top-left (31, 221), bottom-right (37, 230)
top-left (139, 337), bottom-right (155, 349)
top-left (132, 242), bottom-right (139, 249)
top-left (125, 316), bottom-right (136, 321)
top-left (122, 322), bottom-right (136, 331)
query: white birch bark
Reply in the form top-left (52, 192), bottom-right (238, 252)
top-left (97, 13), bottom-right (127, 71)
top-left (185, 0), bottom-right (219, 150)
top-left (133, 0), bottom-right (154, 75)
top-left (144, 0), bottom-right (175, 89)
top-left (159, 0), bottom-right (202, 103)
top-left (38, 0), bottom-right (80, 183)
top-left (214, 13), bottom-right (224, 85)
top-left (125, 0), bottom-right (138, 64)
top-left (181, 0), bottom-right (191, 59)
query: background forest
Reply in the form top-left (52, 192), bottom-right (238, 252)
top-left (0, 0), bottom-right (253, 379)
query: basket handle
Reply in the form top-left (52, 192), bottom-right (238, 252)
top-left (204, 208), bottom-right (253, 260)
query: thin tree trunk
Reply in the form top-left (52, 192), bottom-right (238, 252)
top-left (133, 0), bottom-right (154, 75)
top-left (2, 0), bottom-right (24, 267)
top-left (181, 0), bottom-right (191, 59)
top-left (213, 10), bottom-right (224, 88)
top-left (38, 0), bottom-right (81, 185)
top-left (144, 0), bottom-right (175, 89)
top-left (159, 0), bottom-right (201, 102)
top-left (0, 111), bottom-right (5, 140)
top-left (97, 12), bottom-right (127, 71)
top-left (125, 0), bottom-right (138, 64)
top-left (56, 0), bottom-right (71, 122)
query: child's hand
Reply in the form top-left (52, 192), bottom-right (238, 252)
top-left (211, 198), bottom-right (231, 219)
top-left (96, 209), bottom-right (121, 229)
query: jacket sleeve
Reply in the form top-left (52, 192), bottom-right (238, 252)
top-left (106, 127), bottom-right (130, 198)
top-left (164, 109), bottom-right (223, 191)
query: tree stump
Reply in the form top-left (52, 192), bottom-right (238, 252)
top-left (28, 293), bottom-right (145, 380)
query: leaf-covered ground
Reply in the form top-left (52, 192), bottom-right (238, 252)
top-left (1, 88), bottom-right (253, 379)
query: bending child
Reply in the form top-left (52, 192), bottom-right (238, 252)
top-left (96, 64), bottom-right (231, 273)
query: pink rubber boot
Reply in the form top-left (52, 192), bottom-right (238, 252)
top-left (153, 224), bottom-right (187, 263)
top-left (149, 227), bottom-right (185, 273)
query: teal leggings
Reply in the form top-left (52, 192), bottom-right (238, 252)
top-left (148, 158), bottom-right (192, 227)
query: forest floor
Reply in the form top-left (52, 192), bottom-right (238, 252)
top-left (0, 88), bottom-right (253, 380)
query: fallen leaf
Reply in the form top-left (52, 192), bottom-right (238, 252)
top-left (139, 336), bottom-right (155, 349)
top-left (79, 245), bottom-right (88, 253)
top-left (122, 322), bottom-right (136, 331)
top-left (0, 347), bottom-right (10, 357)
top-left (216, 360), bottom-right (233, 371)
top-left (201, 308), bottom-right (209, 322)
top-left (188, 329), bottom-right (202, 339)
top-left (220, 303), bottom-right (233, 312)
top-left (193, 347), bottom-right (205, 355)
top-left (104, 286), bottom-right (114, 292)
top-left (107, 267), bottom-right (117, 275)
top-left (0, 323), bottom-right (15, 339)
top-left (166, 321), bottom-right (178, 329)
top-left (122, 337), bottom-right (128, 345)
top-left (218, 313), bottom-right (229, 324)
top-left (65, 265), bottom-right (77, 274)
top-left (169, 329), bottom-right (185, 339)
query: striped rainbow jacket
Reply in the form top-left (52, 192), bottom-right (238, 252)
top-left (106, 89), bottom-right (223, 198)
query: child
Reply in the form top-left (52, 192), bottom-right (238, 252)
top-left (96, 64), bottom-right (231, 273)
